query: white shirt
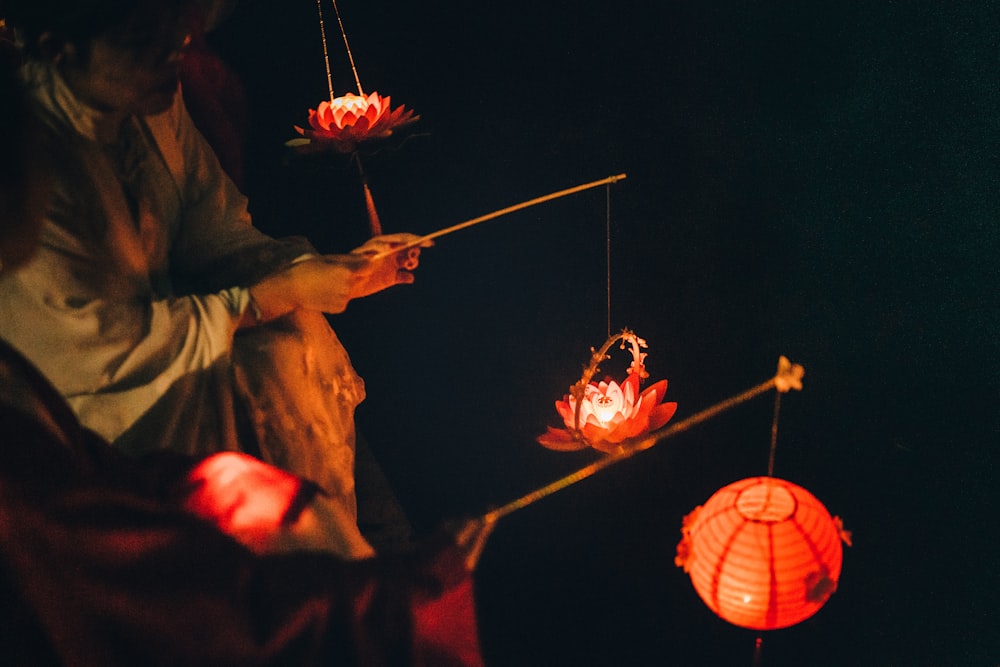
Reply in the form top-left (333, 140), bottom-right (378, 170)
top-left (0, 61), bottom-right (317, 442)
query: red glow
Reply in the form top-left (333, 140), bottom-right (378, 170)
top-left (181, 452), bottom-right (303, 550)
top-left (537, 372), bottom-right (677, 453)
top-left (294, 92), bottom-right (419, 153)
top-left (675, 476), bottom-right (849, 631)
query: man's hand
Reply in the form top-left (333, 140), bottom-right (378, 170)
top-left (245, 233), bottom-right (432, 324)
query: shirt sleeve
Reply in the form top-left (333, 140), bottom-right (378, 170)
top-left (149, 86), bottom-right (317, 291)
top-left (0, 240), bottom-right (251, 442)
top-left (0, 79), bottom-right (309, 443)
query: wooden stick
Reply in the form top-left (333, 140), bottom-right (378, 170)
top-left (371, 173), bottom-right (628, 259)
top-left (481, 357), bottom-right (805, 524)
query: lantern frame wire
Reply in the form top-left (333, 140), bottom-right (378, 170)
top-left (568, 328), bottom-right (649, 441)
top-left (315, 0), bottom-right (335, 102)
top-left (480, 356), bottom-right (805, 525)
top-left (315, 0), bottom-right (364, 100)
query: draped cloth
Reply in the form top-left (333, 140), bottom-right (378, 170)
top-left (0, 60), bottom-right (372, 557)
top-left (0, 338), bottom-right (485, 666)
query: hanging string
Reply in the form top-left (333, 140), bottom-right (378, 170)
top-left (315, 0), bottom-right (335, 101)
top-left (330, 0), bottom-right (365, 96)
top-left (767, 391), bottom-right (781, 477)
top-left (605, 182), bottom-right (612, 338)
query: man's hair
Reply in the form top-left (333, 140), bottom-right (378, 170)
top-left (3, 0), bottom-right (193, 59)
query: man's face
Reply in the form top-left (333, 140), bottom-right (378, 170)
top-left (58, 8), bottom-right (193, 117)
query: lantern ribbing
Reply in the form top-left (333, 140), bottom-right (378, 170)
top-left (678, 477), bottom-right (846, 631)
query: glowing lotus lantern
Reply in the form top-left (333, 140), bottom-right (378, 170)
top-left (675, 476), bottom-right (852, 631)
top-left (294, 91), bottom-right (419, 154)
top-left (537, 330), bottom-right (677, 453)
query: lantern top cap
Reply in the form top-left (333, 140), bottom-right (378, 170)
top-left (735, 479), bottom-right (798, 523)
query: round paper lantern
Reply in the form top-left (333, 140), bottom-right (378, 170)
top-left (675, 476), bottom-right (849, 631)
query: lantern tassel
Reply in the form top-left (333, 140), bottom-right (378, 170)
top-left (481, 357), bottom-right (805, 524)
top-left (353, 152), bottom-right (382, 236)
top-left (362, 180), bottom-right (382, 236)
top-left (370, 173), bottom-right (628, 260)
top-left (752, 636), bottom-right (764, 667)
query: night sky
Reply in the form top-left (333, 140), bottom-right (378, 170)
top-left (204, 2), bottom-right (998, 664)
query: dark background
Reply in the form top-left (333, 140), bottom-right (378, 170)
top-left (205, 2), bottom-right (998, 665)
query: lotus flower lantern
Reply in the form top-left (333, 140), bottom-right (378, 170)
top-left (537, 330), bottom-right (677, 453)
top-left (294, 91), bottom-right (419, 154)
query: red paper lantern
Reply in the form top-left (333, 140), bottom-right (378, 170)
top-left (675, 476), bottom-right (850, 631)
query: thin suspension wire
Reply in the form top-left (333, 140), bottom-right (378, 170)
top-left (330, 0), bottom-right (365, 96)
top-left (767, 391), bottom-right (781, 476)
top-left (605, 183), bottom-right (612, 338)
top-left (315, 0), bottom-right (335, 101)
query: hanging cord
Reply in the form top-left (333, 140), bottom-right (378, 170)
top-left (605, 182), bottom-right (612, 338)
top-left (330, 0), bottom-right (365, 96)
top-left (315, 0), bottom-right (335, 101)
top-left (768, 391), bottom-right (781, 477)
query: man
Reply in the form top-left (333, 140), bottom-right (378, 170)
top-left (0, 56), bottom-right (490, 665)
top-left (0, 0), bottom-right (430, 555)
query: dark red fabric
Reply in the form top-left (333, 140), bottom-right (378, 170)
top-left (0, 339), bottom-right (484, 665)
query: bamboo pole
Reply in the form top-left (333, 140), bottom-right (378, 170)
top-left (371, 173), bottom-right (628, 259)
top-left (481, 357), bottom-right (805, 524)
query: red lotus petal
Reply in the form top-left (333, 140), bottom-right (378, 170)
top-left (615, 402), bottom-right (655, 440)
top-left (648, 402), bottom-right (678, 430)
top-left (619, 380), bottom-right (670, 437)
top-left (386, 106), bottom-right (418, 125)
top-left (299, 95), bottom-right (420, 150)
top-left (537, 426), bottom-right (589, 451)
top-left (580, 421), bottom-right (617, 444)
top-left (621, 372), bottom-right (642, 396)
top-left (317, 102), bottom-right (337, 128)
top-left (307, 109), bottom-right (323, 131)
top-left (641, 379), bottom-right (668, 402)
top-left (363, 103), bottom-right (383, 124)
top-left (554, 397), bottom-right (575, 424)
